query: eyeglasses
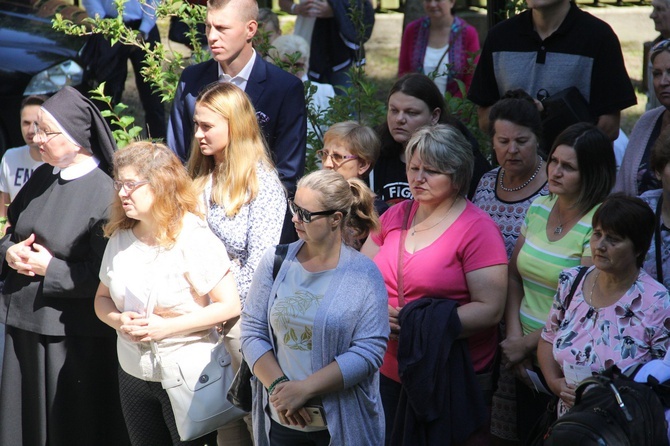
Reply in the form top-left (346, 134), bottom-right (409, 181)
top-left (316, 150), bottom-right (359, 167)
top-left (33, 122), bottom-right (62, 141)
top-left (113, 180), bottom-right (150, 192)
top-left (288, 198), bottom-right (338, 223)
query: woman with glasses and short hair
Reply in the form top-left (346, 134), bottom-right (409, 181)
top-left (362, 124), bottom-right (508, 445)
top-left (0, 86), bottom-right (128, 444)
top-left (318, 121), bottom-right (387, 247)
top-left (616, 39), bottom-right (670, 196)
top-left (187, 82), bottom-right (286, 445)
top-left (241, 169), bottom-right (388, 446)
top-left (95, 141), bottom-right (241, 445)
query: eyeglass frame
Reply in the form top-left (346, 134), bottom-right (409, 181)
top-left (288, 198), bottom-right (339, 223)
top-left (32, 122), bottom-right (62, 142)
top-left (113, 180), bottom-right (150, 192)
top-left (316, 149), bottom-right (359, 167)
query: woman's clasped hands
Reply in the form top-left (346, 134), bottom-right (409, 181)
top-left (119, 312), bottom-right (171, 343)
top-left (6, 233), bottom-right (52, 277)
top-left (269, 380), bottom-right (315, 427)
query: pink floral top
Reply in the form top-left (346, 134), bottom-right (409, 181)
top-left (542, 266), bottom-right (670, 373)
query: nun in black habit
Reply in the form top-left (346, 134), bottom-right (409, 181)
top-left (0, 86), bottom-right (130, 445)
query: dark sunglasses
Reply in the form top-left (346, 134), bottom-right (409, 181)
top-left (288, 198), bottom-right (338, 223)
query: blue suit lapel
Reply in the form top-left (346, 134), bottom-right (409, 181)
top-left (245, 56), bottom-right (267, 105)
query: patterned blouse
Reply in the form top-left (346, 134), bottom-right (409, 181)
top-left (205, 164), bottom-right (287, 305)
top-left (640, 189), bottom-right (670, 290)
top-left (542, 266), bottom-right (670, 374)
top-left (472, 168), bottom-right (549, 259)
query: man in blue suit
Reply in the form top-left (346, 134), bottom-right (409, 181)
top-left (167, 0), bottom-right (306, 196)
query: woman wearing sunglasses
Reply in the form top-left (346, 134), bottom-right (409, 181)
top-left (241, 169), bottom-right (388, 446)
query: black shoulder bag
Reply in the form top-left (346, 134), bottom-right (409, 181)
top-left (226, 244), bottom-right (289, 412)
top-left (527, 266), bottom-right (589, 446)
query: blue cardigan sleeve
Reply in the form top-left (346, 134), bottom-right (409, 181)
top-left (332, 259), bottom-right (390, 388)
top-left (240, 246), bottom-right (278, 369)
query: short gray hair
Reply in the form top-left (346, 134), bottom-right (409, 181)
top-left (268, 34), bottom-right (309, 65)
top-left (404, 124), bottom-right (473, 196)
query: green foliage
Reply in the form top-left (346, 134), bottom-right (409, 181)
top-left (500, 0), bottom-right (528, 20)
top-left (444, 82), bottom-right (490, 160)
top-left (52, 0), bottom-right (485, 167)
top-left (90, 83), bottom-right (143, 148)
top-left (54, 0), bottom-right (209, 103)
top-left (53, 0), bottom-right (209, 146)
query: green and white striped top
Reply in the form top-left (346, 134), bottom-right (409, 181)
top-left (517, 195), bottom-right (598, 335)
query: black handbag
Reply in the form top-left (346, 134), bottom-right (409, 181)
top-left (527, 266), bottom-right (588, 446)
top-left (226, 244), bottom-right (289, 412)
top-left (539, 87), bottom-right (595, 149)
top-left (227, 359), bottom-right (253, 412)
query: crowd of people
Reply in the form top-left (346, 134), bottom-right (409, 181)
top-left (0, 0), bottom-right (668, 445)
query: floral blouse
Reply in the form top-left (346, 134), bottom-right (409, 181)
top-left (205, 164), bottom-right (286, 305)
top-left (542, 266), bottom-right (670, 373)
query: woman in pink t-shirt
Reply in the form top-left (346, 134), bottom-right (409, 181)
top-left (362, 124), bottom-right (508, 445)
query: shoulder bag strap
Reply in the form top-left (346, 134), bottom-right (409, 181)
top-left (656, 195), bottom-right (664, 285)
top-left (396, 200), bottom-right (414, 308)
top-left (273, 244), bottom-right (289, 281)
top-left (563, 266), bottom-right (588, 317)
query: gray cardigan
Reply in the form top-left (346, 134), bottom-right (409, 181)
top-left (614, 106), bottom-right (665, 196)
top-left (241, 241), bottom-right (389, 445)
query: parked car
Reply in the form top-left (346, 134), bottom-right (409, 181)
top-left (0, 0), bottom-right (91, 154)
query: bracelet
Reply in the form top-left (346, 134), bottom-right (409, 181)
top-left (290, 3), bottom-right (297, 14)
top-left (268, 375), bottom-right (289, 395)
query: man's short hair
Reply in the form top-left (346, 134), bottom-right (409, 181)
top-left (21, 95), bottom-right (48, 111)
top-left (207, 0), bottom-right (258, 22)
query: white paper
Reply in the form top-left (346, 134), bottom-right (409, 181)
top-left (563, 361), bottom-right (592, 385)
top-left (526, 368), bottom-right (553, 395)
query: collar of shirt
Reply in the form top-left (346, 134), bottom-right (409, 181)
top-left (218, 50), bottom-right (256, 91)
top-left (55, 155), bottom-right (100, 180)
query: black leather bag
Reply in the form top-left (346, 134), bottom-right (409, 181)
top-left (225, 244), bottom-right (289, 413)
top-left (226, 360), bottom-right (253, 413)
top-left (543, 368), bottom-right (669, 446)
top-left (539, 87), bottom-right (595, 148)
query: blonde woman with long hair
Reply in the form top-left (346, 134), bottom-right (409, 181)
top-left (188, 82), bottom-right (286, 445)
top-left (95, 142), bottom-right (241, 445)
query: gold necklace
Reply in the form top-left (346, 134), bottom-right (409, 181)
top-left (411, 197), bottom-right (460, 237)
top-left (585, 271), bottom-right (600, 319)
